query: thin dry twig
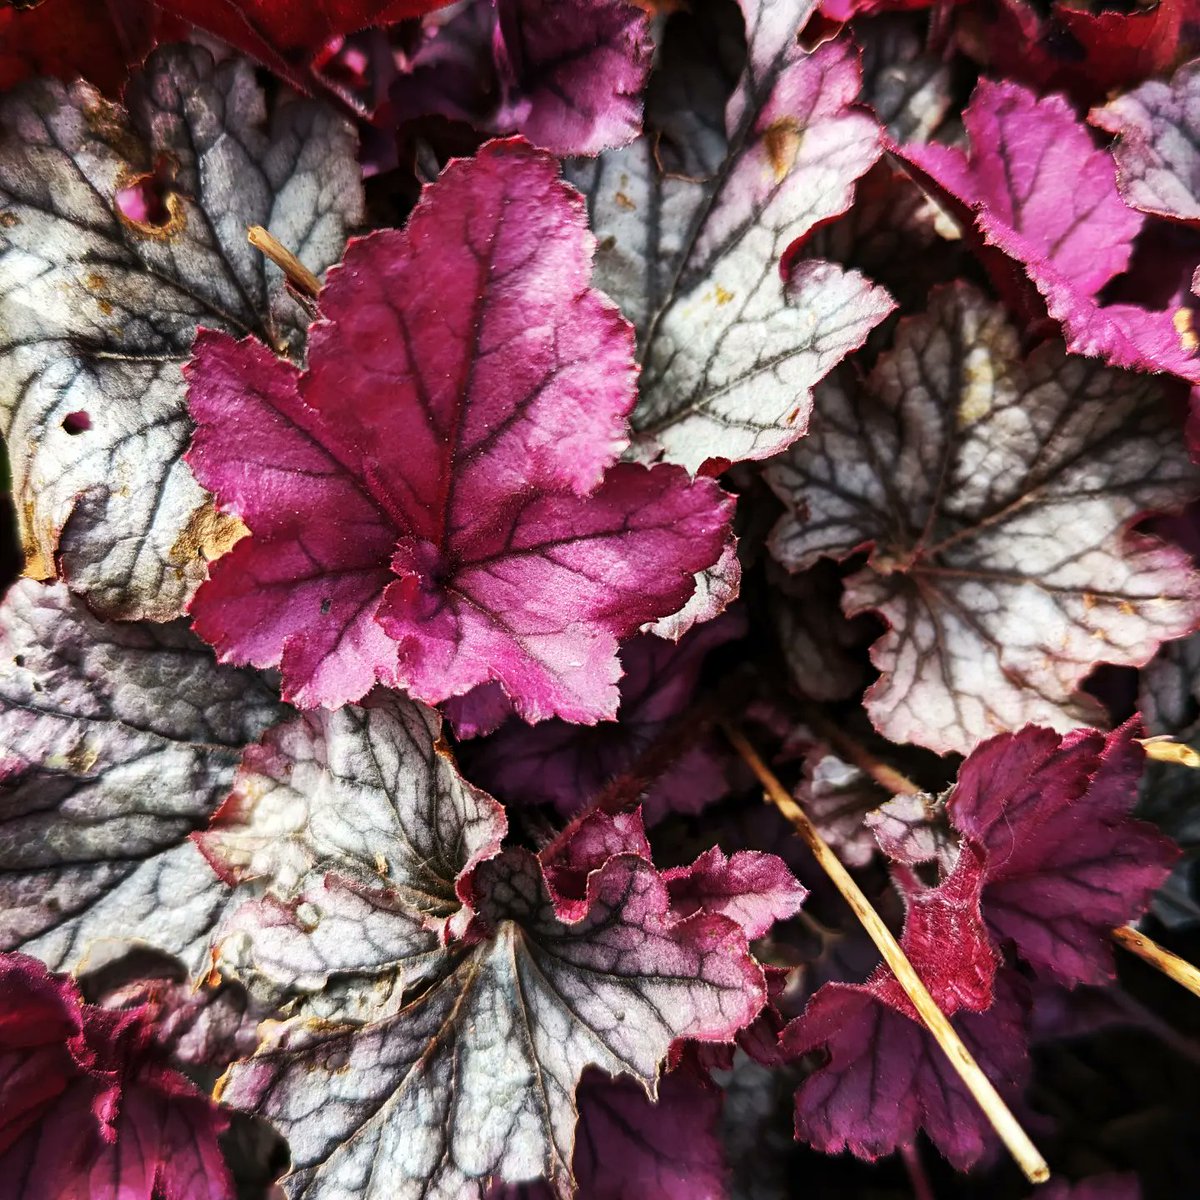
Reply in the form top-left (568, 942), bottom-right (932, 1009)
top-left (1138, 736), bottom-right (1200, 768)
top-left (722, 722), bottom-right (1051, 1186)
top-left (1112, 925), bottom-right (1200, 999)
top-left (808, 720), bottom-right (1200, 1003)
top-left (247, 224), bottom-right (322, 301)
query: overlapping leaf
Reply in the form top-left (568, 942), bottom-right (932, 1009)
top-left (1092, 60), bottom-right (1200, 226)
top-left (0, 0), bottom-right (448, 100)
top-left (0, 950), bottom-right (233, 1200)
top-left (766, 283), bottom-right (1200, 753)
top-left (946, 723), bottom-right (1179, 986)
top-left (204, 702), bottom-right (767, 1198)
top-left (785, 845), bottom-right (1031, 1170)
top-left (897, 78), bottom-right (1200, 386)
top-left (461, 613), bottom-right (745, 823)
top-left (567, 0), bottom-right (894, 471)
top-left (0, 579), bottom-right (287, 973)
top-left (0, 44), bottom-right (363, 620)
top-left (392, 0), bottom-right (653, 156)
top-left (187, 138), bottom-right (733, 719)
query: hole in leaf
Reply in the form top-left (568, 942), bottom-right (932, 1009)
top-left (61, 411), bottom-right (90, 435)
top-left (115, 157), bottom-right (185, 238)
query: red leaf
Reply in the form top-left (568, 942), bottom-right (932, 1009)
top-left (0, 952), bottom-right (232, 1200)
top-left (186, 138), bottom-right (733, 720)
top-left (946, 722), bottom-right (1181, 987)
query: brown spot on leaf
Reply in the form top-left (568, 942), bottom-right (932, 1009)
top-left (1174, 307), bottom-right (1198, 353)
top-left (614, 190), bottom-right (636, 211)
top-left (786, 407), bottom-right (802, 425)
top-left (714, 285), bottom-right (734, 306)
top-left (763, 118), bottom-right (802, 181)
top-left (0, 211), bottom-right (18, 228)
top-left (19, 496), bottom-right (56, 583)
top-left (1119, 599), bottom-right (1135, 616)
top-left (169, 498), bottom-right (248, 567)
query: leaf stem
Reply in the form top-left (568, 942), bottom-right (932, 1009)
top-left (1112, 925), bottom-right (1200, 999)
top-left (722, 722), bottom-right (1051, 1186)
top-left (247, 225), bottom-right (322, 301)
top-left (900, 1142), bottom-right (936, 1200)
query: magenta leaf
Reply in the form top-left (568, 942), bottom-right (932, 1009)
top-left (203, 701), bottom-right (764, 1195)
top-left (0, 950), bottom-right (234, 1200)
top-left (569, 1067), bottom-right (728, 1199)
top-left (766, 282), bottom-right (1200, 754)
top-left (460, 613), bottom-right (746, 823)
top-left (494, 0), bottom-right (653, 155)
top-left (788, 966), bottom-right (1031, 1170)
top-left (392, 0), bottom-right (653, 156)
top-left (0, 44), bottom-right (363, 620)
top-left (901, 79), bottom-right (1142, 297)
top-left (567, 4), bottom-right (894, 470)
top-left (945, 723), bottom-right (1180, 987)
top-left (663, 847), bottom-right (807, 940)
top-left (0, 579), bottom-right (286, 974)
top-left (785, 845), bottom-right (1030, 1170)
top-left (187, 138), bottom-right (734, 719)
top-left (1092, 60), bottom-right (1200, 226)
top-left (896, 77), bottom-right (1200, 385)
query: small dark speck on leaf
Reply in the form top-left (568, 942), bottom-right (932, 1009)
top-left (61, 411), bottom-right (90, 435)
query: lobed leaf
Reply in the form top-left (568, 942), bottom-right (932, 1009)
top-left (767, 283), bottom-right (1200, 753)
top-left (568, 2), bottom-right (894, 470)
top-left (0, 579), bottom-right (287, 974)
top-left (0, 44), bottom-right (363, 620)
top-left (186, 138), bottom-right (733, 719)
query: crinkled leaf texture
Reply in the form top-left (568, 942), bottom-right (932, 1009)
top-left (946, 722), bottom-right (1179, 987)
top-left (205, 701), bottom-right (768, 1199)
top-left (785, 845), bottom-right (1032, 1170)
top-left (0, 579), bottom-right (288, 974)
top-left (567, 2), bottom-right (894, 471)
top-left (186, 137), bottom-right (733, 720)
top-left (460, 613), bottom-right (745, 823)
top-left (0, 950), bottom-right (233, 1200)
top-left (393, 0), bottom-right (653, 156)
top-left (1092, 60), bottom-right (1200, 227)
top-left (896, 78), bottom-right (1200, 386)
top-left (0, 43), bottom-right (363, 620)
top-left (766, 282), bottom-right (1200, 754)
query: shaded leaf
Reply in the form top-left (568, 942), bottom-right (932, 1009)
top-left (0, 950), bottom-right (233, 1200)
top-left (217, 816), bottom-right (766, 1197)
top-left (785, 845), bottom-right (1029, 1170)
top-left (187, 138), bottom-right (733, 719)
top-left (0, 43), bottom-right (363, 620)
top-left (392, 0), bottom-right (653, 156)
top-left (568, 4), bottom-right (893, 470)
top-left (946, 723), bottom-right (1180, 986)
top-left (460, 614), bottom-right (746, 824)
top-left (569, 1068), bottom-right (728, 1200)
top-left (766, 283), bottom-right (1200, 754)
top-left (0, 579), bottom-right (287, 973)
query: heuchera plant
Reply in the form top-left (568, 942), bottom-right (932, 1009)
top-left (1, 1), bottom-right (1199, 1198)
